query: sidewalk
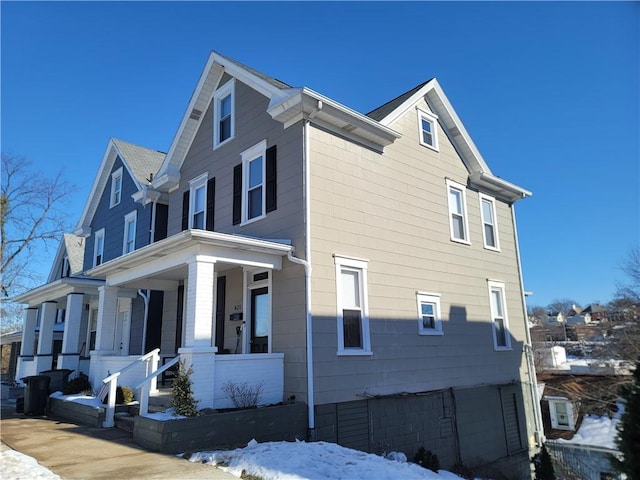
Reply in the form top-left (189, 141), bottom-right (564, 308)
top-left (0, 402), bottom-right (237, 480)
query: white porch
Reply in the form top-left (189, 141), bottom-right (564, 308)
top-left (87, 230), bottom-right (293, 410)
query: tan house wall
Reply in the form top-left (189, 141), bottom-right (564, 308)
top-left (308, 97), bottom-right (529, 406)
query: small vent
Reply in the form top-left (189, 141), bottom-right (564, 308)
top-left (189, 109), bottom-right (203, 121)
top-left (341, 124), bottom-right (357, 132)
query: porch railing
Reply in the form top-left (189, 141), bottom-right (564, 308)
top-left (101, 348), bottom-right (160, 428)
top-left (134, 355), bottom-right (180, 417)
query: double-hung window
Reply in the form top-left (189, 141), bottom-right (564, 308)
top-left (417, 108), bottom-right (439, 151)
top-left (93, 228), bottom-right (105, 267)
top-left (488, 280), bottom-right (511, 350)
top-left (110, 167), bottom-right (123, 207)
top-left (446, 179), bottom-right (470, 244)
top-left (334, 255), bottom-right (371, 355)
top-left (479, 193), bottom-right (500, 250)
top-left (189, 174), bottom-right (207, 229)
top-left (416, 292), bottom-right (443, 335)
top-left (213, 80), bottom-right (235, 148)
top-left (123, 211), bottom-right (137, 254)
top-left (241, 140), bottom-right (266, 223)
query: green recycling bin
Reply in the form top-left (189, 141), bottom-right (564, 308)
top-left (22, 375), bottom-right (51, 415)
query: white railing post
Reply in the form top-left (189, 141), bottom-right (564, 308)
top-left (150, 350), bottom-right (159, 393)
top-left (103, 377), bottom-right (118, 428)
top-left (139, 383), bottom-right (150, 417)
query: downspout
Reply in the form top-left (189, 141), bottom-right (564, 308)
top-left (511, 202), bottom-right (544, 447)
top-left (288, 99), bottom-right (322, 440)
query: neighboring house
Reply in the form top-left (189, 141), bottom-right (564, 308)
top-left (13, 52), bottom-right (540, 478)
top-left (14, 139), bottom-right (165, 381)
top-left (581, 304), bottom-right (609, 323)
top-left (537, 365), bottom-right (629, 480)
top-left (542, 311), bottom-right (565, 325)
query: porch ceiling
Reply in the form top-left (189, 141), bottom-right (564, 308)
top-left (87, 230), bottom-right (293, 290)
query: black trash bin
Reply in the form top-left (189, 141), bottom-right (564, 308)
top-left (22, 375), bottom-right (50, 416)
top-left (40, 369), bottom-right (73, 394)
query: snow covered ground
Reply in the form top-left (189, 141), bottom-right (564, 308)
top-left (1, 438), bottom-right (464, 480)
top-left (188, 440), bottom-right (464, 480)
top-left (559, 402), bottom-right (624, 449)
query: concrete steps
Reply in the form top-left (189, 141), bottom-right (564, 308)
top-left (114, 387), bottom-right (174, 432)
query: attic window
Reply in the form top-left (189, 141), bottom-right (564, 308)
top-left (417, 108), bottom-right (439, 151)
top-left (547, 398), bottom-right (575, 430)
top-left (213, 80), bottom-right (235, 148)
top-left (110, 167), bottom-right (123, 208)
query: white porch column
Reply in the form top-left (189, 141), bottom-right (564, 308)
top-left (15, 308), bottom-right (38, 382)
top-left (89, 286), bottom-right (119, 387)
top-left (179, 256), bottom-right (217, 410)
top-left (34, 301), bottom-right (57, 373)
top-left (184, 256), bottom-right (217, 348)
top-left (58, 293), bottom-right (84, 373)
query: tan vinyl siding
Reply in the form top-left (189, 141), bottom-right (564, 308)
top-left (309, 97), bottom-right (528, 405)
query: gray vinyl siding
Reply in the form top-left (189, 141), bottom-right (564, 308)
top-left (164, 78), bottom-right (308, 402)
top-left (83, 157), bottom-right (152, 270)
top-left (308, 96), bottom-right (529, 406)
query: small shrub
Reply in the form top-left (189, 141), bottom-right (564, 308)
top-left (101, 385), bottom-right (135, 404)
top-left (412, 447), bottom-right (440, 472)
top-left (171, 359), bottom-right (199, 417)
top-left (63, 374), bottom-right (92, 395)
top-left (221, 380), bottom-right (264, 409)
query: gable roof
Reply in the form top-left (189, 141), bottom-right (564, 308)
top-left (47, 233), bottom-right (86, 282)
top-left (74, 138), bottom-right (165, 236)
top-left (367, 78), bottom-right (531, 203)
top-left (153, 51), bottom-right (530, 203)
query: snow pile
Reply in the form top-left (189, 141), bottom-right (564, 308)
top-left (0, 448), bottom-right (60, 480)
top-left (562, 402), bottom-right (624, 449)
top-left (188, 439), bottom-right (464, 480)
top-left (50, 392), bottom-right (104, 407)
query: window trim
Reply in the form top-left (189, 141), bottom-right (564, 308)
top-left (488, 280), bottom-right (511, 350)
top-left (446, 179), bottom-right (470, 245)
top-left (479, 193), bottom-right (500, 251)
top-left (213, 79), bottom-right (235, 149)
top-left (93, 228), bottom-right (105, 267)
top-left (110, 167), bottom-right (123, 208)
top-left (334, 254), bottom-right (372, 356)
top-left (189, 173), bottom-right (208, 229)
top-left (122, 211), bottom-right (137, 254)
top-left (241, 140), bottom-right (267, 225)
top-left (416, 292), bottom-right (443, 336)
top-left (417, 108), bottom-right (439, 151)
top-left (546, 397), bottom-right (575, 430)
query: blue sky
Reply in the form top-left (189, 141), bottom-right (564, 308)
top-left (2, 1), bottom-right (638, 309)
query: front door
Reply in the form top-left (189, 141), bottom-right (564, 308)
top-left (115, 298), bottom-right (131, 355)
top-left (250, 287), bottom-right (268, 353)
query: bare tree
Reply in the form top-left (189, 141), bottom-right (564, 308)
top-left (547, 298), bottom-right (579, 315)
top-left (616, 247), bottom-right (640, 303)
top-left (1, 152), bottom-right (76, 331)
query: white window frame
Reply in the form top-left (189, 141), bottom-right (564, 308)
top-left (334, 254), bottom-right (372, 356)
top-left (241, 140), bottom-right (267, 225)
top-left (122, 211), bottom-right (137, 254)
top-left (213, 79), bottom-right (235, 149)
top-left (189, 173), bottom-right (208, 229)
top-left (446, 179), bottom-right (470, 244)
top-left (479, 193), bottom-right (500, 251)
top-left (488, 280), bottom-right (511, 350)
top-left (110, 167), bottom-right (123, 208)
top-left (417, 108), bottom-right (439, 151)
top-left (93, 228), bottom-right (105, 267)
top-left (416, 292), bottom-right (443, 336)
top-left (547, 397), bottom-right (575, 430)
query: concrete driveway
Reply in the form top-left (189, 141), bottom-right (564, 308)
top-left (1, 403), bottom-right (236, 480)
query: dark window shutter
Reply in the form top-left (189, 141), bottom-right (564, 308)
top-left (232, 164), bottom-right (242, 225)
top-left (206, 177), bottom-right (216, 231)
top-left (182, 190), bottom-right (190, 230)
top-left (154, 203), bottom-right (169, 241)
top-left (266, 145), bottom-right (277, 213)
